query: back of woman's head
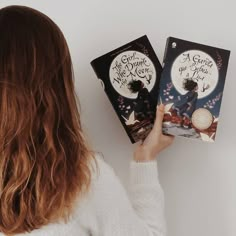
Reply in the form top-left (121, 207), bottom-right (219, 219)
top-left (0, 5), bottom-right (92, 234)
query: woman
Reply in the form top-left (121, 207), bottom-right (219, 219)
top-left (0, 5), bottom-right (174, 236)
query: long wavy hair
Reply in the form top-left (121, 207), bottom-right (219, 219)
top-left (0, 5), bottom-right (93, 235)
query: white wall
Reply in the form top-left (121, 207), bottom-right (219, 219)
top-left (1, 1), bottom-right (235, 235)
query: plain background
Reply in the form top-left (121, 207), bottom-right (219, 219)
top-left (1, 1), bottom-right (236, 235)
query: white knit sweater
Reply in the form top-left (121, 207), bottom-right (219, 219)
top-left (12, 154), bottom-right (166, 236)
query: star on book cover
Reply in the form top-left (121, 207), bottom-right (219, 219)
top-left (159, 37), bottom-right (230, 142)
top-left (91, 35), bottom-right (162, 143)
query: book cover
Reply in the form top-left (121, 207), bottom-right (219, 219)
top-left (91, 35), bottom-right (162, 143)
top-left (159, 37), bottom-right (230, 142)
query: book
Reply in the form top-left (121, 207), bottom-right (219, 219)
top-left (159, 37), bottom-right (230, 142)
top-left (91, 35), bottom-right (162, 143)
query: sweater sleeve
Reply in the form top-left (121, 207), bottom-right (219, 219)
top-left (92, 158), bottom-right (166, 236)
top-left (130, 160), bottom-right (166, 236)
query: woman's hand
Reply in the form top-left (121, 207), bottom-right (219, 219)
top-left (134, 104), bottom-right (174, 162)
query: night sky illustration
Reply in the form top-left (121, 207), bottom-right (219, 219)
top-left (159, 37), bottom-right (230, 119)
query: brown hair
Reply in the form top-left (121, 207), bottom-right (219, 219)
top-left (0, 5), bottom-right (93, 235)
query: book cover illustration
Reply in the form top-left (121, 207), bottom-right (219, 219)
top-left (91, 35), bottom-right (162, 143)
top-left (159, 37), bottom-right (230, 142)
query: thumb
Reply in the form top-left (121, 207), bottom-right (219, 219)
top-left (153, 104), bottom-right (165, 134)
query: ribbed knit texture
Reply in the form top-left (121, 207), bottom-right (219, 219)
top-left (3, 154), bottom-right (166, 236)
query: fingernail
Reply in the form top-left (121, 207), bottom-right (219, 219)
top-left (158, 104), bottom-right (165, 112)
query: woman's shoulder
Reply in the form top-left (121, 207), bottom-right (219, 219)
top-left (86, 152), bottom-right (129, 202)
top-left (86, 153), bottom-right (130, 210)
top-left (73, 152), bottom-right (126, 218)
top-left (89, 152), bottom-right (117, 182)
top-left (69, 153), bottom-right (120, 229)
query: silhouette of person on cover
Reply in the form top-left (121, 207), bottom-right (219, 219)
top-left (171, 79), bottom-right (198, 127)
top-left (128, 80), bottom-right (156, 122)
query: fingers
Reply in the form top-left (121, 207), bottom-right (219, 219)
top-left (153, 104), bottom-right (165, 134)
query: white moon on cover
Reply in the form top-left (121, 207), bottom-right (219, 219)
top-left (171, 50), bottom-right (219, 99)
top-left (191, 108), bottom-right (213, 130)
top-left (109, 50), bottom-right (156, 99)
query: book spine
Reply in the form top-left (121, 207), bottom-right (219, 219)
top-left (90, 60), bottom-right (101, 79)
top-left (162, 37), bottom-right (171, 67)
